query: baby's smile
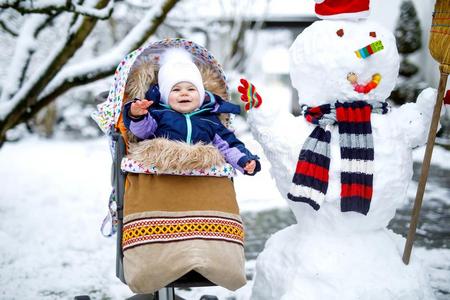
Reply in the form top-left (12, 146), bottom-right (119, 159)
top-left (168, 82), bottom-right (201, 113)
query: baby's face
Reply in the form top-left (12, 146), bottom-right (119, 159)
top-left (168, 82), bottom-right (201, 113)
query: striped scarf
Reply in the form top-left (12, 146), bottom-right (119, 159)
top-left (287, 101), bottom-right (389, 215)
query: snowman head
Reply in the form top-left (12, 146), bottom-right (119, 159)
top-left (289, 7), bottom-right (399, 107)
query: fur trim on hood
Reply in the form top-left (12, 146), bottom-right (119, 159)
top-left (127, 138), bottom-right (226, 172)
top-left (126, 59), bottom-right (157, 100)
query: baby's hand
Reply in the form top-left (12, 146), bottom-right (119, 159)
top-left (244, 160), bottom-right (256, 174)
top-left (130, 99), bottom-right (153, 117)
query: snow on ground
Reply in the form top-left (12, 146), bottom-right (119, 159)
top-left (413, 144), bottom-right (450, 170)
top-left (0, 137), bottom-right (132, 299)
top-left (0, 136), bottom-right (448, 299)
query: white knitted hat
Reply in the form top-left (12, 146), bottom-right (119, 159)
top-left (158, 48), bottom-right (205, 105)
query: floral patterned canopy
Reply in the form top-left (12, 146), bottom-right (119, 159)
top-left (92, 38), bottom-right (228, 138)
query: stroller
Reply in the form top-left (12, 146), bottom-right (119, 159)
top-left (88, 39), bottom-right (247, 300)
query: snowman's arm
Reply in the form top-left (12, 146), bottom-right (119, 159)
top-left (237, 79), bottom-right (310, 184)
top-left (246, 95), bottom-right (311, 156)
top-left (390, 88), bottom-right (441, 148)
top-left (247, 102), bottom-right (313, 195)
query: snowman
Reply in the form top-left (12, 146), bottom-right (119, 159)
top-left (246, 0), bottom-right (439, 299)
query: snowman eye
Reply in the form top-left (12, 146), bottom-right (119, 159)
top-left (370, 31), bottom-right (377, 38)
top-left (336, 28), bottom-right (344, 37)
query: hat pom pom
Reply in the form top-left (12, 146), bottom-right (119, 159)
top-left (160, 48), bottom-right (194, 66)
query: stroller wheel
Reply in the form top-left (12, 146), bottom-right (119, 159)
top-left (199, 296), bottom-right (218, 300)
top-left (74, 296), bottom-right (91, 300)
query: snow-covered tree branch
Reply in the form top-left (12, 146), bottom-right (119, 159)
top-left (0, 0), bottom-right (114, 19)
top-left (0, 0), bottom-right (180, 147)
top-left (0, 18), bottom-right (18, 36)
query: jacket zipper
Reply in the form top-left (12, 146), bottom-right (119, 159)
top-left (183, 108), bottom-right (211, 144)
top-left (185, 114), bottom-right (192, 144)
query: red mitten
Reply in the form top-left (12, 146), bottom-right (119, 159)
top-left (237, 78), bottom-right (262, 111)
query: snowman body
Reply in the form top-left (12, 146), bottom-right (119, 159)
top-left (248, 19), bottom-right (436, 300)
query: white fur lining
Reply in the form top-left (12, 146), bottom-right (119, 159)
top-left (124, 138), bottom-right (235, 177)
top-left (121, 157), bottom-right (235, 177)
top-left (316, 10), bottom-right (370, 20)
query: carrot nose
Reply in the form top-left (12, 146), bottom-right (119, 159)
top-left (355, 40), bottom-right (384, 59)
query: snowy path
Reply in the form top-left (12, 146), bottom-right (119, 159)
top-left (0, 137), bottom-right (449, 299)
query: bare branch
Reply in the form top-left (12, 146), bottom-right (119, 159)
top-left (17, 67), bottom-right (114, 126)
top-left (0, 18), bottom-right (18, 36)
top-left (0, 0), bottom-right (114, 20)
top-left (118, 0), bottom-right (180, 51)
top-left (228, 20), bottom-right (248, 70)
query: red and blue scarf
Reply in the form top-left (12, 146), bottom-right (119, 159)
top-left (287, 101), bottom-right (389, 215)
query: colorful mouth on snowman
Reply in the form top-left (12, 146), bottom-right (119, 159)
top-left (347, 72), bottom-right (381, 94)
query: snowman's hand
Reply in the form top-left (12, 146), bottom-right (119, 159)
top-left (393, 88), bottom-right (440, 148)
top-left (416, 88), bottom-right (443, 118)
top-left (238, 78), bottom-right (262, 111)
